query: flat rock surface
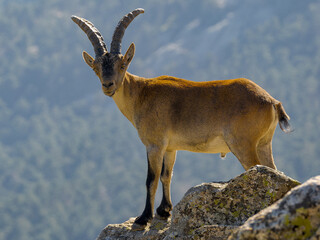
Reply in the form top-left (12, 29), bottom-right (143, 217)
top-left (96, 217), bottom-right (171, 240)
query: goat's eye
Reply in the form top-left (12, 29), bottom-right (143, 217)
top-left (120, 64), bottom-right (126, 70)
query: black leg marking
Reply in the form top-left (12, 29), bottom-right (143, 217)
top-left (134, 155), bottom-right (156, 227)
top-left (160, 159), bottom-right (165, 176)
top-left (156, 189), bottom-right (172, 219)
top-left (156, 152), bottom-right (175, 219)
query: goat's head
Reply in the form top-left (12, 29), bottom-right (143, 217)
top-left (72, 8), bottom-right (144, 97)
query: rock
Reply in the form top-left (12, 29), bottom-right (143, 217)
top-left (96, 165), bottom-right (300, 240)
top-left (96, 217), bottom-right (171, 240)
top-left (229, 175), bottom-right (320, 240)
top-left (167, 165), bottom-right (300, 239)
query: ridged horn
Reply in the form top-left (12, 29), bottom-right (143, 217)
top-left (110, 8), bottom-right (144, 54)
top-left (71, 15), bottom-right (107, 57)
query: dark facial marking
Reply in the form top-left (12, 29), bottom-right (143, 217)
top-left (101, 54), bottom-right (116, 78)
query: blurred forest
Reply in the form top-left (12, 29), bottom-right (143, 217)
top-left (0, 0), bottom-right (319, 239)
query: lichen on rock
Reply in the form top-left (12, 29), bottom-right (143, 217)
top-left (229, 175), bottom-right (320, 240)
top-left (96, 217), bottom-right (171, 240)
top-left (96, 165), bottom-right (301, 240)
top-left (168, 165), bottom-right (300, 239)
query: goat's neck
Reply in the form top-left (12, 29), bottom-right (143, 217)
top-left (112, 72), bottom-right (142, 126)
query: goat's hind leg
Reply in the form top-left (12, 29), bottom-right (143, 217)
top-left (156, 150), bottom-right (176, 220)
top-left (132, 146), bottom-right (164, 231)
top-left (227, 140), bottom-right (260, 171)
top-left (257, 141), bottom-right (277, 170)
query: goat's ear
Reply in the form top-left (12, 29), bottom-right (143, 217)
top-left (82, 51), bottom-right (95, 68)
top-left (123, 43), bottom-right (135, 66)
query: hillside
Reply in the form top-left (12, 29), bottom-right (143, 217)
top-left (0, 1), bottom-right (320, 240)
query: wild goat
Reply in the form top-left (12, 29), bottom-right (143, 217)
top-left (71, 8), bottom-right (292, 230)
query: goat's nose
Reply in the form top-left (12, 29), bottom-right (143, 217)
top-left (102, 82), bottom-right (114, 88)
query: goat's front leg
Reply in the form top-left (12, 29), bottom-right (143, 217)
top-left (132, 146), bottom-right (164, 231)
top-left (156, 150), bottom-right (176, 219)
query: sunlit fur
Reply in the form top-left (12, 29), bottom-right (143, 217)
top-left (113, 72), bottom-right (289, 170)
top-left (82, 45), bottom-right (291, 230)
top-left (78, 15), bottom-right (291, 230)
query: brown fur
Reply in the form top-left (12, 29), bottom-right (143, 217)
top-left (113, 73), bottom-right (284, 166)
top-left (108, 68), bottom-right (291, 230)
top-left (76, 20), bottom-right (291, 230)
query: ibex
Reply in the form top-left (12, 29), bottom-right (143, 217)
top-left (71, 8), bottom-right (292, 230)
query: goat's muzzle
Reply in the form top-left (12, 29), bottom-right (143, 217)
top-left (102, 83), bottom-right (116, 97)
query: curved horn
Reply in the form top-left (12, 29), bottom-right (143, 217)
top-left (110, 8), bottom-right (144, 54)
top-left (71, 16), bottom-right (107, 57)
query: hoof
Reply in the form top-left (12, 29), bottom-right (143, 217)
top-left (155, 212), bottom-right (170, 220)
top-left (131, 222), bottom-right (147, 231)
top-left (156, 207), bottom-right (171, 220)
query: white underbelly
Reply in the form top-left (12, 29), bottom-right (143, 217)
top-left (168, 135), bottom-right (230, 154)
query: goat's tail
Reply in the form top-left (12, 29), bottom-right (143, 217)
top-left (275, 102), bottom-right (293, 133)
